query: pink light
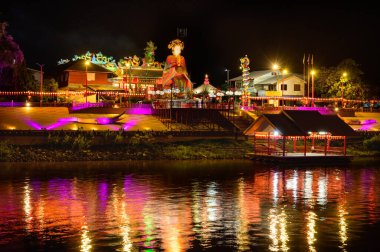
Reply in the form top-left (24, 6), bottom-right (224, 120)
top-left (122, 120), bottom-right (137, 130)
top-left (128, 107), bottom-right (152, 115)
top-left (361, 119), bottom-right (376, 125)
top-left (24, 119), bottom-right (43, 130)
top-left (58, 117), bottom-right (78, 122)
top-left (96, 117), bottom-right (111, 125)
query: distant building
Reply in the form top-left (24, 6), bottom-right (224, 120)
top-left (55, 60), bottom-right (117, 91)
top-left (230, 70), bottom-right (305, 98)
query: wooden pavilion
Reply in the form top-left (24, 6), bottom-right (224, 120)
top-left (245, 110), bottom-right (357, 157)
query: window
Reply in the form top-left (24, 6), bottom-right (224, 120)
top-left (281, 84), bottom-right (287, 91)
top-left (294, 84), bottom-right (301, 91)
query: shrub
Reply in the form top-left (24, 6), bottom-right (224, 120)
top-left (72, 135), bottom-right (92, 151)
top-left (364, 135), bottom-right (380, 151)
top-left (0, 141), bottom-right (13, 161)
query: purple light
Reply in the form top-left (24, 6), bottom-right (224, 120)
top-left (24, 119), bottom-right (43, 130)
top-left (122, 120), bottom-right (137, 130)
top-left (128, 108), bottom-right (152, 115)
top-left (98, 182), bottom-right (108, 211)
top-left (96, 117), bottom-right (111, 125)
top-left (58, 117), bottom-right (78, 122)
top-left (361, 119), bottom-right (376, 125)
top-left (23, 118), bottom-right (72, 130)
top-left (297, 106), bottom-right (331, 114)
top-left (45, 121), bottom-right (71, 130)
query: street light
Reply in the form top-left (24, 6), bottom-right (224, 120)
top-left (225, 69), bottom-right (230, 89)
top-left (36, 63), bottom-right (44, 107)
top-left (85, 60), bottom-right (90, 105)
top-left (311, 69), bottom-right (316, 107)
top-left (281, 69), bottom-right (288, 106)
top-left (272, 64), bottom-right (280, 106)
top-left (341, 72), bottom-right (348, 108)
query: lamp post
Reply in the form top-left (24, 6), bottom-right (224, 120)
top-left (225, 68), bottom-right (230, 89)
top-left (272, 64), bottom-right (280, 106)
top-left (85, 60), bottom-right (90, 105)
top-left (281, 68), bottom-right (288, 106)
top-left (36, 63), bottom-right (44, 107)
top-left (341, 72), bottom-right (347, 108)
top-left (311, 69), bottom-right (316, 107)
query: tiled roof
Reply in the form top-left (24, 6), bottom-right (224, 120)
top-left (245, 110), bottom-right (356, 136)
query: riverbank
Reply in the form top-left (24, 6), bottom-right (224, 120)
top-left (0, 137), bottom-right (252, 162)
top-left (1, 131), bottom-right (379, 162)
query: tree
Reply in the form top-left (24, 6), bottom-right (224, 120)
top-left (0, 22), bottom-right (37, 92)
top-left (143, 41), bottom-right (157, 67)
top-left (314, 58), bottom-right (368, 100)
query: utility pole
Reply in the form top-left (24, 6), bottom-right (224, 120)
top-left (225, 69), bottom-right (230, 89)
top-left (36, 63), bottom-right (44, 107)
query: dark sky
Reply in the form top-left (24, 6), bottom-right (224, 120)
top-left (2, 0), bottom-right (380, 88)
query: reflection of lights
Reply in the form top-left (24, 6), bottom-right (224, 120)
top-left (80, 225), bottom-right (92, 252)
top-left (24, 180), bottom-right (32, 231)
top-left (269, 209), bottom-right (279, 250)
top-left (191, 182), bottom-right (201, 228)
top-left (236, 178), bottom-right (249, 251)
top-left (38, 199), bottom-right (45, 233)
top-left (338, 207), bottom-right (348, 250)
top-left (273, 172), bottom-right (279, 205)
top-left (206, 182), bottom-right (218, 222)
top-left (268, 208), bottom-right (289, 252)
top-left (286, 170), bottom-right (298, 203)
top-left (306, 211), bottom-right (317, 252)
top-left (279, 210), bottom-right (289, 252)
top-left (304, 171), bottom-right (313, 205)
top-left (318, 175), bottom-right (327, 206)
top-left (121, 202), bottom-right (132, 252)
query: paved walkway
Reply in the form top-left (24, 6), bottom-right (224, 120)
top-left (0, 107), bottom-right (167, 131)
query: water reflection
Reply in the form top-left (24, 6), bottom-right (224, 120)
top-left (268, 208), bottom-right (289, 252)
top-left (0, 162), bottom-right (380, 251)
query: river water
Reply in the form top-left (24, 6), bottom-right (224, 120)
top-left (0, 159), bottom-right (379, 251)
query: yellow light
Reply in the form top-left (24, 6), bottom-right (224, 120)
top-left (343, 72), bottom-right (347, 77)
top-left (273, 64), bottom-right (279, 70)
top-left (282, 69), bottom-right (288, 74)
top-left (85, 60), bottom-right (90, 66)
top-left (26, 102), bottom-right (31, 107)
top-left (311, 70), bottom-right (316, 76)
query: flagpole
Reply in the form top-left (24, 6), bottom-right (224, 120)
top-left (307, 54), bottom-right (310, 103)
top-left (303, 53), bottom-right (306, 97)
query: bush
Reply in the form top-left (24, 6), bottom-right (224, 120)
top-left (0, 141), bottom-right (13, 161)
top-left (72, 135), bottom-right (92, 151)
top-left (364, 135), bottom-right (380, 151)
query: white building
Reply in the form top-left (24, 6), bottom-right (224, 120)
top-left (230, 70), bottom-right (305, 98)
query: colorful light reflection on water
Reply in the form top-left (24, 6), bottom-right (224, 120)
top-left (0, 161), bottom-right (380, 251)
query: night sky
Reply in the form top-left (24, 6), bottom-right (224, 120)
top-left (2, 0), bottom-right (380, 89)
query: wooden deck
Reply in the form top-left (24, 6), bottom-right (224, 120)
top-left (246, 152), bottom-right (352, 166)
